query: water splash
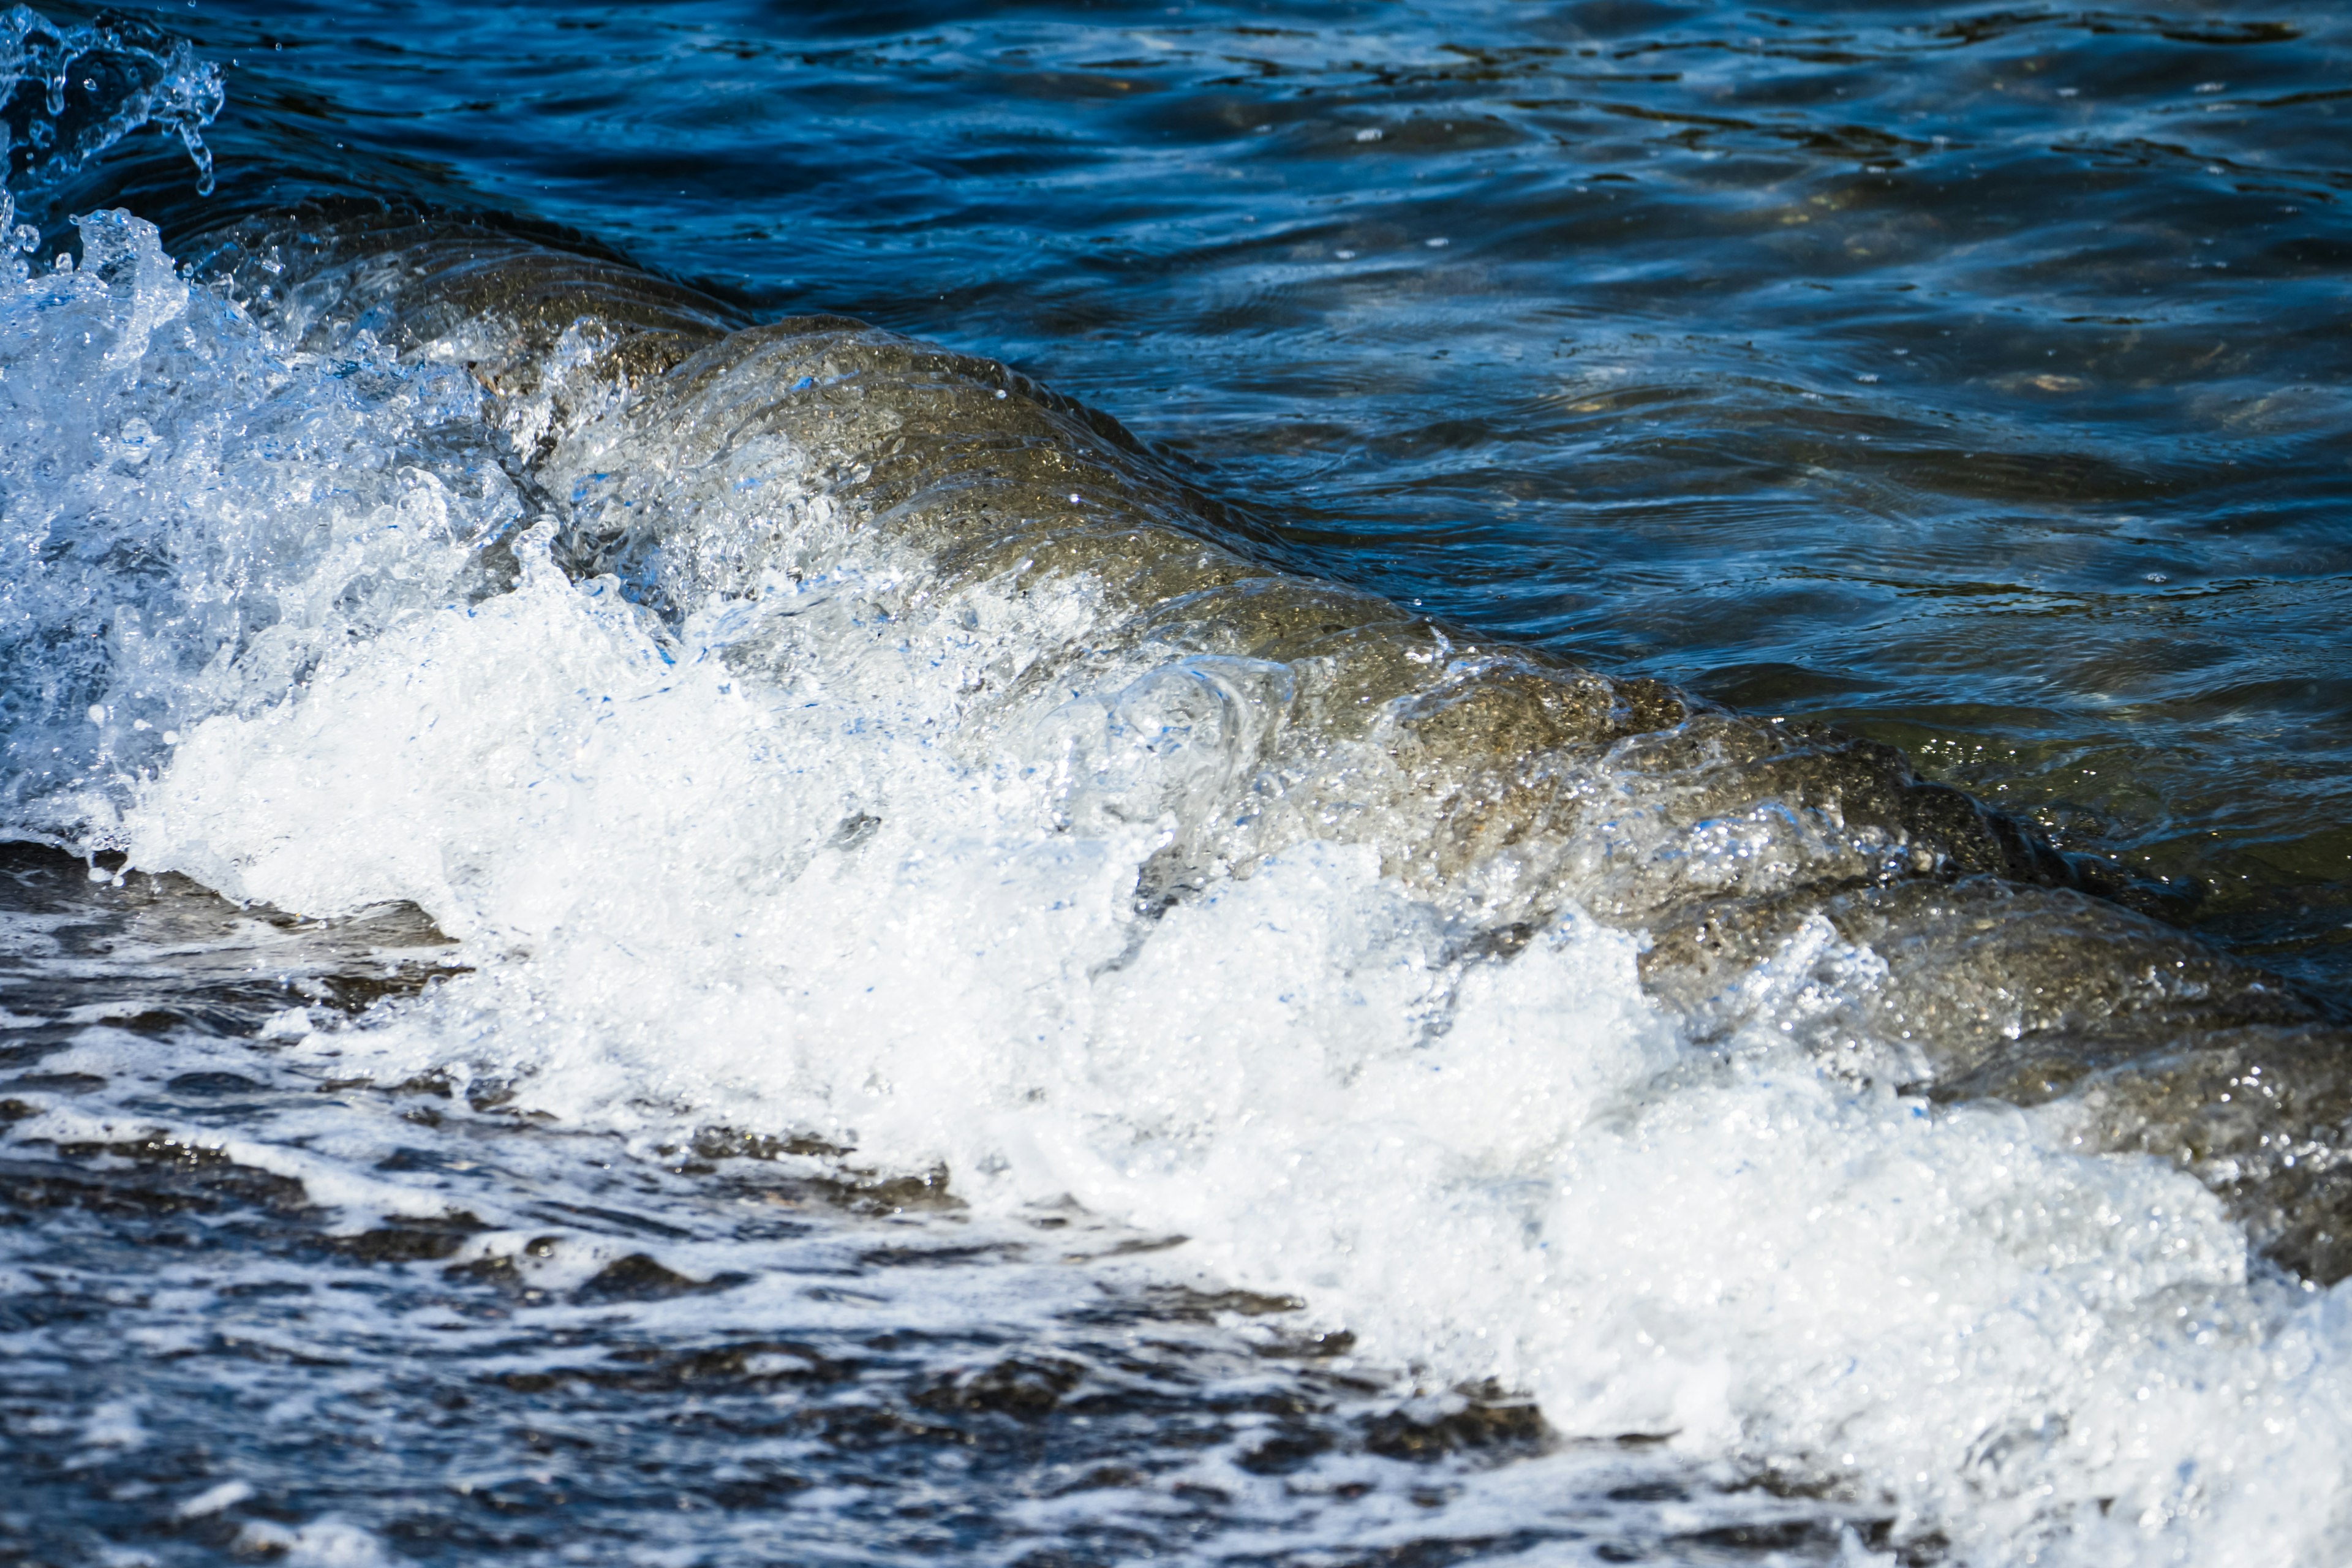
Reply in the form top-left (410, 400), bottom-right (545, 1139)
top-left (1, 208), bottom-right (2339, 1563)
top-left (0, 211), bottom-right (518, 846)
top-left (0, 2), bottom-right (224, 219)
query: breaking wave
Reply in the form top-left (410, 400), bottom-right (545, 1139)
top-left (6, 203), bottom-right (2352, 1564)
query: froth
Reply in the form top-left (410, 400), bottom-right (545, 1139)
top-left (0, 209), bottom-right (519, 843)
top-left (10, 212), bottom-right (2352, 1563)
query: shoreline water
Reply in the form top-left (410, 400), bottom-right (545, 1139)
top-left (7, 4), bottom-right (2352, 1563)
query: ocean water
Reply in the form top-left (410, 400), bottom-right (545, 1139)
top-left (4, 2), bottom-right (2352, 1564)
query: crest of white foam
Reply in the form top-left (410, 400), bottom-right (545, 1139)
top-left (5, 214), bottom-right (2350, 1564)
top-left (0, 209), bottom-right (518, 843)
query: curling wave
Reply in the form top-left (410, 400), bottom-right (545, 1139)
top-left (7, 204), bottom-right (2352, 1564)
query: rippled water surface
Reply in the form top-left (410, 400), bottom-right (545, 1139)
top-left (49, 0), bottom-right (2350, 987)
top-left (7, 1), bottom-right (2352, 1564)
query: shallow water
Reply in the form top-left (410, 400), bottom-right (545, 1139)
top-left (5, 3), bottom-right (2352, 1565)
top-left (5, 847), bottom-right (1706, 1568)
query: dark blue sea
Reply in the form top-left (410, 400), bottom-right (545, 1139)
top-left (3, 2), bottom-right (2351, 1563)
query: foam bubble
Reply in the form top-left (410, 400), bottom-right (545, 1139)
top-left (10, 213), bottom-right (2352, 1564)
top-left (0, 209), bottom-right (518, 845)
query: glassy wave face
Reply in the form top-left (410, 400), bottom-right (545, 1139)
top-left (4, 4), bottom-right (2352, 1566)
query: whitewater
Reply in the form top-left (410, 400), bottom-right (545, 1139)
top-left (6, 7), bottom-right (2352, 1563)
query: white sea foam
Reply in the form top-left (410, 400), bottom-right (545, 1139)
top-left (9, 211), bottom-right (2352, 1565)
top-left (0, 209), bottom-right (517, 841)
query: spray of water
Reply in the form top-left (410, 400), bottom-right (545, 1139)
top-left (0, 0), bottom-right (224, 255)
top-left (6, 206), bottom-right (2351, 1564)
